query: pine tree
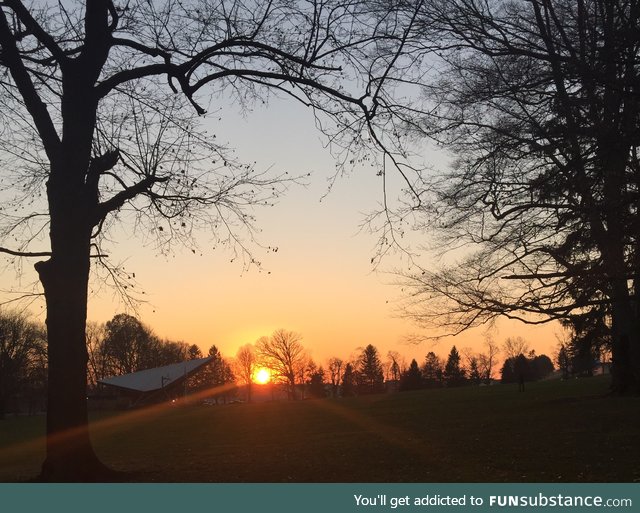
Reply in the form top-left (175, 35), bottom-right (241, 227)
top-left (422, 352), bottom-right (443, 388)
top-left (557, 344), bottom-right (571, 380)
top-left (357, 344), bottom-right (385, 394)
top-left (341, 363), bottom-right (356, 397)
top-left (443, 346), bottom-right (466, 387)
top-left (399, 359), bottom-right (423, 391)
top-left (468, 357), bottom-right (481, 385)
top-left (194, 345), bottom-right (235, 403)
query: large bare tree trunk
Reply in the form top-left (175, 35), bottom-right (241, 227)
top-left (35, 163), bottom-right (110, 481)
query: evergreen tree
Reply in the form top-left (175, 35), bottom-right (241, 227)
top-left (399, 359), bottom-right (423, 391)
top-left (443, 346), bottom-right (466, 387)
top-left (356, 344), bottom-right (385, 394)
top-left (468, 357), bottom-right (481, 385)
top-left (422, 352), bottom-right (443, 388)
top-left (193, 345), bottom-right (235, 403)
top-left (341, 363), bottom-right (356, 397)
top-left (188, 344), bottom-right (203, 360)
top-left (557, 344), bottom-right (571, 380)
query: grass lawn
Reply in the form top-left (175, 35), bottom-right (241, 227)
top-left (1, 376), bottom-right (639, 482)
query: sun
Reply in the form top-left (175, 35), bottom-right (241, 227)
top-left (253, 367), bottom-right (271, 385)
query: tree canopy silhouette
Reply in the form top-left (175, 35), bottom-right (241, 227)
top-left (0, 0), bottom-right (423, 480)
top-left (396, 0), bottom-right (640, 395)
top-left (256, 329), bottom-right (305, 400)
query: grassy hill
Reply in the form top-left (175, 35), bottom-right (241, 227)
top-left (1, 376), bottom-right (638, 482)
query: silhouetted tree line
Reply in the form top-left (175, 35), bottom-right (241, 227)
top-left (0, 309), bottom-right (237, 416)
top-left (244, 335), bottom-right (558, 398)
top-left (2, 306), bottom-right (564, 417)
top-left (397, 346), bottom-right (486, 391)
top-left (0, 309), bottom-right (47, 418)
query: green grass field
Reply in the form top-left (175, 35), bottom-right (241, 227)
top-left (1, 376), bottom-right (639, 482)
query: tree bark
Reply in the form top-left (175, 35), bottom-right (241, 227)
top-left (35, 161), bottom-right (112, 481)
top-left (609, 284), bottom-right (640, 395)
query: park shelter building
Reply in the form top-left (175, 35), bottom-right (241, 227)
top-left (96, 356), bottom-right (213, 407)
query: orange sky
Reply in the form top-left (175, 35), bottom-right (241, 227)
top-left (1, 96), bottom-right (563, 368)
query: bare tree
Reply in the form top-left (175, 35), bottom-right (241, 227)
top-left (396, 0), bottom-right (640, 394)
top-left (235, 343), bottom-right (256, 403)
top-left (0, 0), bottom-right (423, 478)
top-left (327, 357), bottom-right (344, 398)
top-left (296, 353), bottom-right (315, 400)
top-left (0, 309), bottom-right (46, 418)
top-left (256, 329), bottom-right (305, 400)
top-left (477, 337), bottom-right (500, 384)
top-left (85, 321), bottom-right (107, 390)
top-left (385, 350), bottom-right (405, 382)
top-left (502, 337), bottom-right (530, 362)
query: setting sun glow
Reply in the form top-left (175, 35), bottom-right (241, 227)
top-left (253, 368), bottom-right (271, 385)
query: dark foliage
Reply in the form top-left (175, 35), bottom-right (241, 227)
top-left (399, 359), bottom-right (422, 391)
top-left (356, 344), bottom-right (385, 394)
top-left (443, 346), bottom-right (466, 387)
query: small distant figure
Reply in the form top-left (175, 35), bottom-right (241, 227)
top-left (518, 373), bottom-right (525, 392)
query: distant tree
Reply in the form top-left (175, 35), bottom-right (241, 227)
top-left (295, 353), bottom-right (315, 400)
top-left (194, 345), bottom-right (234, 403)
top-left (513, 354), bottom-right (530, 384)
top-left (86, 321), bottom-right (108, 390)
top-left (531, 355), bottom-right (554, 380)
top-left (468, 357), bottom-right (482, 385)
top-left (557, 344), bottom-right (571, 380)
top-left (327, 357), bottom-right (344, 398)
top-left (154, 339), bottom-right (190, 366)
top-left (502, 353), bottom-right (554, 383)
top-left (341, 363), bottom-right (357, 397)
top-left (87, 318), bottom-right (192, 385)
top-left (0, 310), bottom-right (46, 418)
top-left (478, 338), bottom-right (500, 384)
top-left (399, 359), bottom-right (422, 391)
top-left (184, 342), bottom-right (221, 398)
top-left (256, 330), bottom-right (305, 400)
top-left (235, 344), bottom-right (256, 403)
top-left (500, 359), bottom-right (517, 384)
top-left (100, 314), bottom-right (154, 375)
top-left (307, 365), bottom-right (326, 399)
top-left (443, 346), bottom-right (466, 387)
top-left (385, 351), bottom-right (404, 382)
top-left (356, 344), bottom-right (385, 394)
top-left (422, 352), bottom-right (443, 388)
top-left (21, 334), bottom-right (48, 416)
top-left (502, 337), bottom-right (530, 362)
top-left (188, 344), bottom-right (203, 360)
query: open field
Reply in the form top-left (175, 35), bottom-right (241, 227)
top-left (1, 376), bottom-right (639, 482)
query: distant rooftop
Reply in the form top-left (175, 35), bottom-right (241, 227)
top-left (98, 357), bottom-right (212, 393)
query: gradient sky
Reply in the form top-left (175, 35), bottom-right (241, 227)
top-left (1, 94), bottom-right (561, 367)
